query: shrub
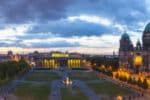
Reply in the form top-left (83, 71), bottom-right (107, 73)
top-left (142, 79), bottom-right (148, 89)
top-left (137, 78), bottom-right (143, 87)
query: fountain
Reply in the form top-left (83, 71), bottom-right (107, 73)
top-left (62, 76), bottom-right (72, 86)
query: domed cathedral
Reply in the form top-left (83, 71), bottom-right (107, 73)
top-left (142, 23), bottom-right (150, 72)
top-left (119, 23), bottom-right (150, 73)
top-left (119, 32), bottom-right (134, 69)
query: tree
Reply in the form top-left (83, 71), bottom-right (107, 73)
top-left (0, 60), bottom-right (31, 82)
top-left (127, 76), bottom-right (132, 84)
top-left (142, 79), bottom-right (148, 89)
top-left (122, 76), bottom-right (127, 82)
top-left (137, 78), bottom-right (143, 87)
top-left (131, 78), bottom-right (137, 85)
top-left (115, 73), bottom-right (119, 79)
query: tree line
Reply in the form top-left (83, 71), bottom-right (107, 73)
top-left (86, 56), bottom-right (119, 70)
top-left (0, 59), bottom-right (30, 86)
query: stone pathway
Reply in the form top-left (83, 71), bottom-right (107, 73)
top-left (49, 80), bottom-right (99, 100)
top-left (50, 80), bottom-right (61, 100)
top-left (49, 68), bottom-right (99, 100)
top-left (74, 80), bottom-right (99, 100)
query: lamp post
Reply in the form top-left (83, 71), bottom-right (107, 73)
top-left (116, 95), bottom-right (123, 100)
top-left (134, 56), bottom-right (142, 74)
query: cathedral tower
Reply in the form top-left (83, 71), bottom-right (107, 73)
top-left (119, 32), bottom-right (134, 68)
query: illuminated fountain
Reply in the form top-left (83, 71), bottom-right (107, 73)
top-left (62, 76), bottom-right (72, 85)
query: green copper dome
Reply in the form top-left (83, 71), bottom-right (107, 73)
top-left (120, 32), bottom-right (134, 51)
top-left (121, 32), bottom-right (129, 39)
top-left (143, 22), bottom-right (150, 50)
top-left (144, 22), bottom-right (150, 33)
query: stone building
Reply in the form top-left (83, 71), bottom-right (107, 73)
top-left (35, 52), bottom-right (84, 68)
top-left (119, 23), bottom-right (150, 72)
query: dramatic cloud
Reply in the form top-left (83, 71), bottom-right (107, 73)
top-left (0, 0), bottom-right (149, 54)
top-left (27, 19), bottom-right (116, 37)
top-left (68, 15), bottom-right (112, 26)
top-left (0, 0), bottom-right (70, 23)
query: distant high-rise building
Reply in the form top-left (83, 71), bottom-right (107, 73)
top-left (119, 23), bottom-right (150, 72)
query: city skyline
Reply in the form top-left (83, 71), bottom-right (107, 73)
top-left (0, 0), bottom-right (150, 54)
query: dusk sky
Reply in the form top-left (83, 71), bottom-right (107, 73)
top-left (0, 0), bottom-right (150, 54)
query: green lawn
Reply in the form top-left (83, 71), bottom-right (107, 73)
top-left (61, 88), bottom-right (88, 100)
top-left (0, 78), bottom-right (14, 88)
top-left (12, 83), bottom-right (50, 100)
top-left (25, 72), bottom-right (61, 81)
top-left (87, 82), bottom-right (133, 98)
top-left (69, 72), bottom-right (102, 81)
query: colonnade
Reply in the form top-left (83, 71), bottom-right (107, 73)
top-left (67, 59), bottom-right (81, 68)
top-left (36, 59), bottom-right (81, 68)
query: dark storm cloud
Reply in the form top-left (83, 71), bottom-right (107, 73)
top-left (0, 0), bottom-right (149, 49)
top-left (0, 0), bottom-right (70, 23)
top-left (0, 0), bottom-right (148, 24)
top-left (68, 0), bottom-right (148, 24)
top-left (23, 0), bottom-right (149, 37)
top-left (27, 21), bottom-right (115, 37)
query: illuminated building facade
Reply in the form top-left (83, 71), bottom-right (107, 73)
top-left (35, 52), bottom-right (83, 68)
top-left (119, 23), bottom-right (150, 72)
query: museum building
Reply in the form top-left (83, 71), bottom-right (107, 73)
top-left (35, 52), bottom-right (84, 68)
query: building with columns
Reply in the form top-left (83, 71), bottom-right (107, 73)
top-left (119, 23), bottom-right (150, 72)
top-left (35, 52), bottom-right (84, 68)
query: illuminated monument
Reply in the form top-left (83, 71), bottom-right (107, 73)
top-left (119, 23), bottom-right (150, 72)
top-left (35, 52), bottom-right (83, 68)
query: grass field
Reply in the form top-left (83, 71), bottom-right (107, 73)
top-left (61, 88), bottom-right (88, 100)
top-left (12, 83), bottom-right (50, 100)
top-left (25, 72), bottom-right (61, 82)
top-left (0, 78), bottom-right (12, 87)
top-left (4, 70), bottom-right (135, 100)
top-left (69, 72), bottom-right (102, 81)
top-left (87, 81), bottom-right (134, 99)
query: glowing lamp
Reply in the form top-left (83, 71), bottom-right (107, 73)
top-left (134, 56), bottom-right (142, 66)
top-left (116, 95), bottom-right (123, 100)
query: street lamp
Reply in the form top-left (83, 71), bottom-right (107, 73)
top-left (116, 95), bottom-right (123, 100)
top-left (134, 55), bottom-right (142, 73)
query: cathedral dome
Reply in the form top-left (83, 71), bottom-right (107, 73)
top-left (142, 22), bottom-right (150, 50)
top-left (144, 23), bottom-right (150, 33)
top-left (121, 33), bottom-right (129, 40)
top-left (119, 32), bottom-right (134, 51)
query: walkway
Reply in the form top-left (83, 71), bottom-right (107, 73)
top-left (74, 80), bottom-right (99, 100)
top-left (49, 80), bottom-right (99, 100)
top-left (49, 80), bottom-right (61, 100)
top-left (49, 68), bottom-right (99, 100)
